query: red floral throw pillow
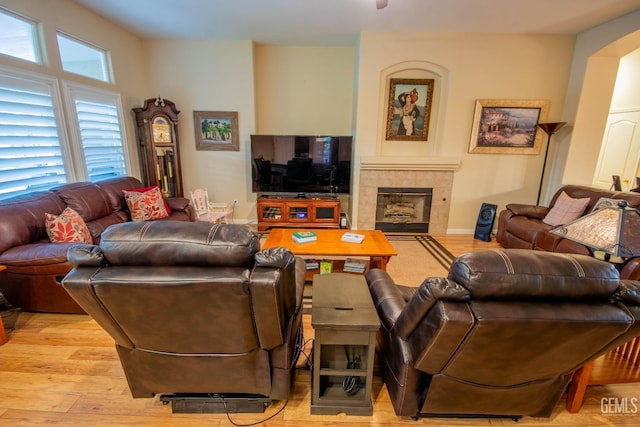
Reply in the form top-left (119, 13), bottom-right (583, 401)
top-left (45, 207), bottom-right (93, 244)
top-left (123, 186), bottom-right (170, 221)
top-left (126, 185), bottom-right (171, 213)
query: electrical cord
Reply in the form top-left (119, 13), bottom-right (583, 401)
top-left (213, 394), bottom-right (288, 427)
top-left (342, 345), bottom-right (361, 395)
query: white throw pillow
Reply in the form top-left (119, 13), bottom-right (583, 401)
top-left (542, 191), bottom-right (590, 226)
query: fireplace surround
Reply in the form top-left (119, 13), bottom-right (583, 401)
top-left (357, 157), bottom-right (459, 233)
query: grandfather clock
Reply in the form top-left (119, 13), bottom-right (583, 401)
top-left (133, 97), bottom-right (183, 197)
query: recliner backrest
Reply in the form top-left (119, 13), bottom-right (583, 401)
top-left (401, 249), bottom-right (636, 385)
top-left (61, 221), bottom-right (303, 400)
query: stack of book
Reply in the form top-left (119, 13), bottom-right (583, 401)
top-left (305, 259), bottom-right (319, 270)
top-left (292, 231), bottom-right (317, 243)
top-left (343, 258), bottom-right (367, 273)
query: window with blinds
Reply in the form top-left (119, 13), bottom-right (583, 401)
top-left (0, 71), bottom-right (68, 200)
top-left (64, 82), bottom-right (128, 181)
top-left (0, 8), bottom-right (130, 201)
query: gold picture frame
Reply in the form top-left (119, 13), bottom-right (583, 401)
top-left (468, 99), bottom-right (549, 154)
top-left (193, 111), bottom-right (239, 151)
top-left (385, 78), bottom-right (434, 141)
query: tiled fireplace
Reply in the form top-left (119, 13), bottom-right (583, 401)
top-left (357, 157), bottom-right (459, 233)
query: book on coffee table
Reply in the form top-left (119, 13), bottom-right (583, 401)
top-left (292, 231), bottom-right (317, 243)
top-left (341, 232), bottom-right (365, 243)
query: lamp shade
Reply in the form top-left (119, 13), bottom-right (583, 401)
top-left (537, 122), bottom-right (567, 136)
top-left (551, 201), bottom-right (640, 257)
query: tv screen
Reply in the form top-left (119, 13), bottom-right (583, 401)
top-left (250, 135), bottom-right (352, 194)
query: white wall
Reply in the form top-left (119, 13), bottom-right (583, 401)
top-left (353, 32), bottom-right (575, 232)
top-left (254, 45), bottom-right (356, 135)
top-left (559, 11), bottom-right (640, 189)
top-left (141, 39), bottom-right (256, 220)
top-left (611, 48), bottom-right (640, 110)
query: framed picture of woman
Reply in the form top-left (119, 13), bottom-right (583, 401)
top-left (385, 78), bottom-right (434, 141)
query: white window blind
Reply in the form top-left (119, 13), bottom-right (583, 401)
top-left (0, 72), bottom-right (67, 199)
top-left (64, 83), bottom-right (128, 181)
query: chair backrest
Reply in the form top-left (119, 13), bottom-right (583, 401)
top-left (189, 188), bottom-right (210, 215)
top-left (61, 221), bottom-right (302, 399)
top-left (393, 249), bottom-right (640, 417)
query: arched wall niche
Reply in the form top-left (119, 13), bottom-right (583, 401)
top-left (376, 60), bottom-right (450, 157)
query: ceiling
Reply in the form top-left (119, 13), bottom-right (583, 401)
top-left (72, 0), bottom-right (640, 45)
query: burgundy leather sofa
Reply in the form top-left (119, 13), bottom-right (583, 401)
top-left (366, 249), bottom-right (640, 419)
top-left (0, 176), bottom-right (195, 313)
top-left (62, 221), bottom-right (304, 407)
top-left (496, 184), bottom-right (640, 280)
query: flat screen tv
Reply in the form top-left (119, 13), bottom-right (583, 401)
top-left (250, 135), bottom-right (353, 195)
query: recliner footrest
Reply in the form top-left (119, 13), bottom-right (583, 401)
top-left (160, 393), bottom-right (270, 413)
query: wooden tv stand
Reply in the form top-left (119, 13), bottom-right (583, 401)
top-left (256, 196), bottom-right (340, 231)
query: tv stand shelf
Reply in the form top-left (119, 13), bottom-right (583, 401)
top-left (256, 196), bottom-right (340, 231)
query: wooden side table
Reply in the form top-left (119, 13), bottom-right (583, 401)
top-left (311, 273), bottom-right (380, 415)
top-left (0, 265), bottom-right (7, 345)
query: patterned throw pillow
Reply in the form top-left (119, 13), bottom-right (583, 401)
top-left (126, 185), bottom-right (171, 213)
top-left (123, 186), bottom-right (169, 221)
top-left (542, 191), bottom-right (590, 226)
top-left (45, 207), bottom-right (93, 243)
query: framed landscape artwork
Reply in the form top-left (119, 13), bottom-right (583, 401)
top-left (385, 78), bottom-right (434, 141)
top-left (468, 99), bottom-right (550, 154)
top-left (193, 111), bottom-right (239, 151)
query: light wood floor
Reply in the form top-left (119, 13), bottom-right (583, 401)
top-left (1, 234), bottom-right (640, 426)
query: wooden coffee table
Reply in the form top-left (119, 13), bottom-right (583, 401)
top-left (261, 228), bottom-right (397, 271)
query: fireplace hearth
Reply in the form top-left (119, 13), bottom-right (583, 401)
top-left (375, 187), bottom-right (432, 233)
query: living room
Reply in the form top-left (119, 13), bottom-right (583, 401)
top-left (1, 0), bottom-right (639, 234)
top-left (2, 0), bottom-right (640, 425)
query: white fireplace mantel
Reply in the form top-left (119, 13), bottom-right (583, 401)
top-left (360, 156), bottom-right (461, 171)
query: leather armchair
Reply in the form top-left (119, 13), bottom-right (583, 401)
top-left (62, 221), bottom-right (305, 405)
top-left (366, 249), bottom-right (640, 419)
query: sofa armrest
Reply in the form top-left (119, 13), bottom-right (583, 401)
top-left (394, 277), bottom-right (470, 340)
top-left (166, 196), bottom-right (190, 212)
top-left (365, 269), bottom-right (407, 331)
top-left (621, 258), bottom-right (640, 281)
top-left (615, 280), bottom-right (640, 304)
top-left (505, 203), bottom-right (550, 220)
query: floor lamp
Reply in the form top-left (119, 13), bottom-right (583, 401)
top-left (536, 122), bottom-right (567, 205)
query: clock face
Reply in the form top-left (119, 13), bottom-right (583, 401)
top-left (152, 117), bottom-right (172, 143)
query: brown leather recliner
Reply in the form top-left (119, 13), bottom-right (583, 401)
top-left (366, 249), bottom-right (640, 420)
top-left (62, 221), bottom-right (305, 407)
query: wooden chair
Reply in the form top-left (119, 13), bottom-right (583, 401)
top-left (566, 336), bottom-right (640, 412)
top-left (189, 188), bottom-right (233, 224)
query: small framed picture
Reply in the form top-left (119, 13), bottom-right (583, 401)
top-left (193, 111), bottom-right (239, 151)
top-left (385, 78), bottom-right (435, 141)
top-left (468, 99), bottom-right (550, 154)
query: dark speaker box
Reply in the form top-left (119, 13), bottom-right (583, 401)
top-left (474, 202), bottom-right (497, 242)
